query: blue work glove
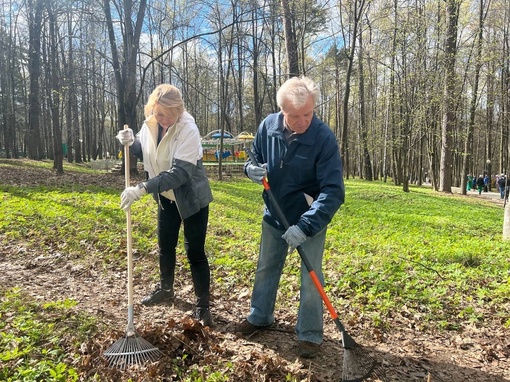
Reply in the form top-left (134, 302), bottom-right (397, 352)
top-left (116, 128), bottom-right (135, 146)
top-left (120, 183), bottom-right (146, 210)
top-left (246, 163), bottom-right (267, 184)
top-left (282, 225), bottom-right (307, 253)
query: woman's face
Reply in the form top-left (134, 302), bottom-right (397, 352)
top-left (153, 105), bottom-right (178, 128)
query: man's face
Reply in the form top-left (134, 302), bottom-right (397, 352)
top-left (281, 95), bottom-right (315, 134)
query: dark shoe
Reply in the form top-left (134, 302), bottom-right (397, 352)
top-left (236, 319), bottom-right (271, 336)
top-left (141, 284), bottom-right (174, 306)
top-left (298, 341), bottom-right (320, 359)
top-left (193, 308), bottom-right (213, 327)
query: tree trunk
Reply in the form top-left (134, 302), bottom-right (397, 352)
top-left (486, 63), bottom-right (495, 190)
top-left (251, 7), bottom-right (263, 126)
top-left (461, 0), bottom-right (485, 195)
top-left (341, 0), bottom-right (366, 179)
top-left (357, 28), bottom-right (372, 181)
top-left (1, 37), bottom-right (17, 158)
top-left (439, 0), bottom-right (460, 193)
top-left (281, 0), bottom-right (299, 78)
top-left (104, 0), bottom-right (147, 174)
top-left (27, 0), bottom-right (44, 160)
top-left (46, 0), bottom-right (63, 174)
top-left (500, 31), bottom-right (510, 175)
top-left (504, 201), bottom-right (510, 240)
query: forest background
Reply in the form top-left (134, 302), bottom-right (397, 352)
top-left (0, 0), bottom-right (509, 193)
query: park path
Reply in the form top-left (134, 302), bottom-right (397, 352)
top-left (451, 186), bottom-right (505, 205)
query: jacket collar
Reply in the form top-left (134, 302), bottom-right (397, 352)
top-left (267, 112), bottom-right (320, 146)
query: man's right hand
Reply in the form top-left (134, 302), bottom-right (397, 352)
top-left (246, 164), bottom-right (267, 184)
top-left (116, 128), bottom-right (134, 146)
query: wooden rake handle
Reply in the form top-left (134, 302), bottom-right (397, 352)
top-left (123, 125), bottom-right (134, 314)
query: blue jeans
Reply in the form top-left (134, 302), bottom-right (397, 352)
top-left (247, 220), bottom-right (327, 344)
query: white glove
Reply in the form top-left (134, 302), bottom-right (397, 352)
top-left (116, 128), bottom-right (135, 146)
top-left (282, 225), bottom-right (307, 253)
top-left (246, 164), bottom-right (267, 184)
top-left (120, 184), bottom-right (146, 210)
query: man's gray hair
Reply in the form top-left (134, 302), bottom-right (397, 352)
top-left (277, 76), bottom-right (320, 110)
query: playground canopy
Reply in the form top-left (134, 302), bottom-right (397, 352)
top-left (201, 130), bottom-right (254, 147)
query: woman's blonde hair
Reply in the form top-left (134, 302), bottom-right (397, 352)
top-left (144, 84), bottom-right (185, 119)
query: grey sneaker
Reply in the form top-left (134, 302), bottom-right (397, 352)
top-left (141, 284), bottom-right (174, 306)
top-left (193, 308), bottom-right (213, 327)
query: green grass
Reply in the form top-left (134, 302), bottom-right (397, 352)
top-left (324, 181), bottom-right (509, 329)
top-left (0, 160), bottom-right (509, 380)
top-left (0, 288), bottom-right (96, 382)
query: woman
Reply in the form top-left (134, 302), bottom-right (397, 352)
top-left (116, 84), bottom-right (213, 326)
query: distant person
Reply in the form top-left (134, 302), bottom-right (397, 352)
top-left (497, 174), bottom-right (507, 199)
top-left (476, 175), bottom-right (485, 195)
top-left (483, 174), bottom-right (489, 192)
top-left (116, 84), bottom-right (214, 326)
top-left (466, 174), bottom-right (473, 191)
top-left (237, 76), bottom-right (345, 359)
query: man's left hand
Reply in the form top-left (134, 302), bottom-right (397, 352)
top-left (120, 184), bottom-right (146, 210)
top-left (282, 225), bottom-right (307, 252)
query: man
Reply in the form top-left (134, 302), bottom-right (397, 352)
top-left (237, 76), bottom-right (345, 358)
top-left (497, 174), bottom-right (507, 199)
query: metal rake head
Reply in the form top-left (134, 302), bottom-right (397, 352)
top-left (341, 342), bottom-right (378, 382)
top-left (104, 333), bottom-right (163, 369)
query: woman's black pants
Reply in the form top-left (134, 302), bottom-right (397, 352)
top-left (158, 196), bottom-right (210, 309)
